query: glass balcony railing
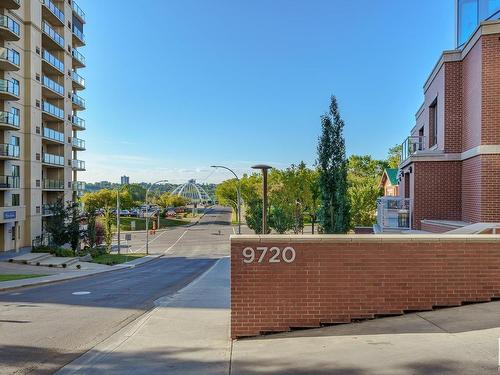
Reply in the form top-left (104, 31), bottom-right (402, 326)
top-left (0, 111), bottom-right (20, 128)
top-left (72, 93), bottom-right (86, 109)
top-left (0, 79), bottom-right (19, 97)
top-left (401, 136), bottom-right (426, 163)
top-left (72, 26), bottom-right (85, 43)
top-left (71, 70), bottom-right (85, 88)
top-left (0, 15), bottom-right (20, 37)
top-left (72, 181), bottom-right (86, 191)
top-left (71, 49), bottom-right (86, 66)
top-left (43, 152), bottom-right (64, 166)
top-left (0, 143), bottom-right (20, 158)
top-left (71, 115), bottom-right (86, 129)
top-left (42, 0), bottom-right (64, 23)
top-left (42, 50), bottom-right (64, 72)
top-left (42, 204), bottom-right (54, 216)
top-left (42, 101), bottom-right (64, 119)
top-left (0, 47), bottom-right (20, 67)
top-left (42, 76), bottom-right (64, 95)
top-left (72, 1), bottom-right (86, 22)
top-left (42, 21), bottom-right (64, 48)
top-left (42, 127), bottom-right (64, 142)
top-left (43, 179), bottom-right (64, 189)
top-left (72, 137), bottom-right (85, 149)
top-left (72, 159), bottom-right (85, 170)
top-left (0, 175), bottom-right (20, 189)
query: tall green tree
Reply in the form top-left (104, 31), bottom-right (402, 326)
top-left (44, 200), bottom-right (68, 246)
top-left (317, 96), bottom-right (350, 233)
top-left (386, 144), bottom-right (403, 169)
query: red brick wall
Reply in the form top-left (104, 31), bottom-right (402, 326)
top-left (420, 222), bottom-right (455, 233)
top-left (462, 156), bottom-right (482, 223)
top-left (444, 61), bottom-right (463, 153)
top-left (412, 161), bottom-right (462, 229)
top-left (461, 39), bottom-right (481, 151)
top-left (480, 154), bottom-right (500, 221)
top-left (482, 34), bottom-right (500, 145)
top-left (231, 236), bottom-right (500, 338)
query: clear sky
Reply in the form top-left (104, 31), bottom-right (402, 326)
top-left (80, 0), bottom-right (455, 184)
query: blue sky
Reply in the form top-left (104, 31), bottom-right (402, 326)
top-left (80, 0), bottom-right (455, 183)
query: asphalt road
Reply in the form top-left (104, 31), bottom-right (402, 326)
top-left (0, 206), bottom-right (232, 375)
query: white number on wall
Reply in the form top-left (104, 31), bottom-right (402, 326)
top-left (241, 247), bottom-right (296, 264)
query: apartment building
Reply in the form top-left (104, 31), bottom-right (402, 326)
top-left (395, 0), bottom-right (500, 232)
top-left (0, 0), bottom-right (86, 251)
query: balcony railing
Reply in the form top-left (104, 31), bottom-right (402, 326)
top-left (42, 204), bottom-right (54, 216)
top-left (42, 101), bottom-right (64, 120)
top-left (42, 21), bottom-right (64, 48)
top-left (0, 15), bottom-right (20, 37)
top-left (72, 93), bottom-right (86, 109)
top-left (0, 143), bottom-right (20, 158)
top-left (72, 25), bottom-right (85, 43)
top-left (71, 49), bottom-right (86, 66)
top-left (43, 179), bottom-right (64, 190)
top-left (42, 127), bottom-right (64, 143)
top-left (43, 152), bottom-right (64, 166)
top-left (42, 50), bottom-right (64, 72)
top-left (72, 1), bottom-right (86, 22)
top-left (42, 75), bottom-right (64, 95)
top-left (72, 181), bottom-right (86, 191)
top-left (71, 115), bottom-right (86, 130)
top-left (71, 70), bottom-right (85, 88)
top-left (401, 136), bottom-right (426, 163)
top-left (0, 111), bottom-right (20, 128)
top-left (72, 137), bottom-right (85, 149)
top-left (42, 0), bottom-right (64, 23)
top-left (0, 175), bottom-right (19, 189)
top-left (0, 47), bottom-right (20, 67)
top-left (376, 197), bottom-right (412, 231)
top-left (71, 159), bottom-right (85, 170)
top-left (0, 78), bottom-right (19, 97)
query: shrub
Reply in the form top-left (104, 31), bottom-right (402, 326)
top-left (52, 248), bottom-right (74, 257)
top-left (32, 246), bottom-right (53, 253)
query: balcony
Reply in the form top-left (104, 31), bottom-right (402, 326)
top-left (42, 50), bottom-right (64, 75)
top-left (71, 70), bottom-right (85, 90)
top-left (376, 197), bottom-right (412, 232)
top-left (42, 127), bottom-right (64, 144)
top-left (42, 204), bottom-right (54, 217)
top-left (42, 0), bottom-right (64, 25)
top-left (0, 47), bottom-right (20, 71)
top-left (42, 76), bottom-right (64, 98)
top-left (0, 175), bottom-right (19, 190)
top-left (0, 78), bottom-right (19, 100)
top-left (72, 25), bottom-right (85, 47)
top-left (400, 136), bottom-right (426, 163)
top-left (42, 101), bottom-right (64, 121)
top-left (71, 115), bottom-right (86, 130)
top-left (0, 15), bottom-right (20, 41)
top-left (72, 1), bottom-right (86, 23)
top-left (72, 136), bottom-right (85, 150)
top-left (71, 49), bottom-right (86, 68)
top-left (42, 21), bottom-right (65, 50)
top-left (72, 181), bottom-right (86, 196)
top-left (43, 179), bottom-right (64, 190)
top-left (71, 159), bottom-right (85, 171)
top-left (0, 205), bottom-right (25, 223)
top-left (71, 93), bottom-right (86, 110)
top-left (0, 0), bottom-right (20, 10)
top-left (42, 152), bottom-right (64, 167)
top-left (0, 111), bottom-right (19, 130)
top-left (0, 143), bottom-right (20, 160)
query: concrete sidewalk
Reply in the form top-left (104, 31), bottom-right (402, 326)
top-left (57, 257), bottom-right (230, 375)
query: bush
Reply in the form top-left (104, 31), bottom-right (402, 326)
top-left (32, 246), bottom-right (53, 253)
top-left (32, 246), bottom-right (74, 257)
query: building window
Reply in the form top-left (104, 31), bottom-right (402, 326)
top-left (12, 194), bottom-right (20, 207)
top-left (429, 100), bottom-right (438, 147)
top-left (36, 179), bottom-right (40, 188)
top-left (36, 206), bottom-right (40, 214)
top-left (10, 135), bottom-right (19, 147)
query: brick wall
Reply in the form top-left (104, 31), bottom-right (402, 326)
top-left (462, 156), bottom-right (482, 223)
top-left (231, 235), bottom-right (500, 338)
top-left (444, 61), bottom-right (463, 153)
top-left (420, 221), bottom-right (457, 233)
top-left (461, 39), bottom-right (481, 151)
top-left (482, 34), bottom-right (500, 145)
top-left (412, 161), bottom-right (462, 229)
top-left (480, 154), bottom-right (500, 221)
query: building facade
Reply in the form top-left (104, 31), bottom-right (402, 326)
top-left (121, 175), bottom-right (129, 185)
top-left (397, 1), bottom-right (500, 231)
top-left (0, 0), bottom-right (86, 251)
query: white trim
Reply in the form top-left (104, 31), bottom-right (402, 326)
top-left (400, 145), bottom-right (500, 168)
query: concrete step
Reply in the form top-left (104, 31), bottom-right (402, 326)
top-left (9, 253), bottom-right (52, 264)
top-left (37, 256), bottom-right (80, 268)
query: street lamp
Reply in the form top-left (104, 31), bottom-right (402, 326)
top-left (251, 164), bottom-right (272, 234)
top-left (116, 183), bottom-right (129, 254)
top-left (145, 179), bottom-right (168, 255)
top-left (211, 165), bottom-right (241, 234)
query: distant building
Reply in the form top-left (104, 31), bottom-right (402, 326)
top-left (380, 169), bottom-right (399, 197)
top-left (121, 176), bottom-right (130, 185)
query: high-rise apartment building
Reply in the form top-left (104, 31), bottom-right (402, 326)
top-left (0, 0), bottom-right (86, 251)
top-left (121, 175), bottom-right (129, 185)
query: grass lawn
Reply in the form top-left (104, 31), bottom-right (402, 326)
top-left (0, 274), bottom-right (47, 282)
top-left (100, 217), bottom-right (191, 231)
top-left (92, 253), bottom-right (146, 266)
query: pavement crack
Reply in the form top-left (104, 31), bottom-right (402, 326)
top-left (415, 312), bottom-right (450, 333)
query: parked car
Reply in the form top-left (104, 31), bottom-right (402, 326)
top-left (166, 210), bottom-right (176, 217)
top-left (119, 210), bottom-right (130, 217)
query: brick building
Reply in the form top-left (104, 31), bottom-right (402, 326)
top-left (397, 1), bottom-right (500, 232)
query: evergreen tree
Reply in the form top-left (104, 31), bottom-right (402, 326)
top-left (317, 96), bottom-right (350, 233)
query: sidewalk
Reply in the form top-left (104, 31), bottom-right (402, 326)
top-left (57, 257), bottom-right (230, 375)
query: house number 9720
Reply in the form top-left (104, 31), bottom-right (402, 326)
top-left (242, 247), bottom-right (296, 264)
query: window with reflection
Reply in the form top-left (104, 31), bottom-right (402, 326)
top-left (458, 0), bottom-right (500, 46)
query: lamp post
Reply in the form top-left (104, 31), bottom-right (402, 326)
top-left (211, 165), bottom-right (241, 234)
top-left (251, 164), bottom-right (272, 234)
top-left (116, 184), bottom-right (128, 255)
top-left (145, 179), bottom-right (168, 255)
